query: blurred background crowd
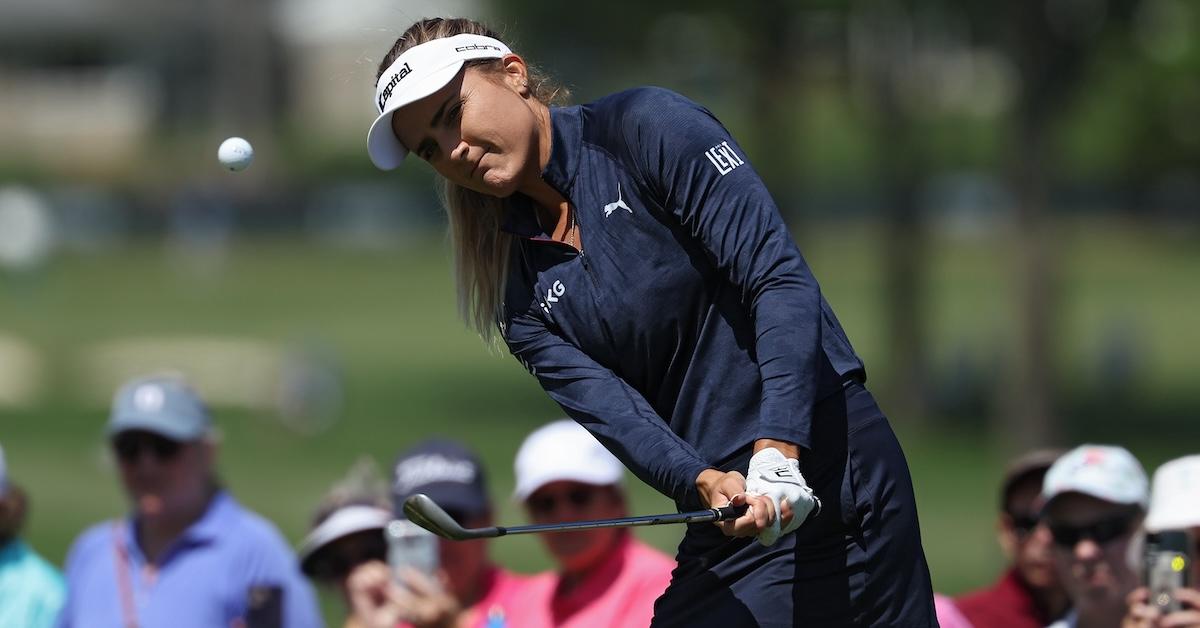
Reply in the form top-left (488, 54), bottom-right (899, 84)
top-left (1, 0), bottom-right (1198, 625)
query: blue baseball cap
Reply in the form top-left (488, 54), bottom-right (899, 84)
top-left (391, 439), bottom-right (490, 520)
top-left (107, 375), bottom-right (212, 441)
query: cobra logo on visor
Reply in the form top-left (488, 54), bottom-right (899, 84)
top-left (377, 62), bottom-right (413, 112)
top-left (454, 44), bottom-right (502, 53)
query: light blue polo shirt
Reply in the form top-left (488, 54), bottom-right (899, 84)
top-left (0, 539), bottom-right (65, 628)
top-left (58, 491), bottom-right (322, 628)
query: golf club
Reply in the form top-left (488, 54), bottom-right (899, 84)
top-left (404, 493), bottom-right (763, 540)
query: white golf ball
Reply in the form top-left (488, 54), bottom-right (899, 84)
top-left (218, 137), bottom-right (254, 172)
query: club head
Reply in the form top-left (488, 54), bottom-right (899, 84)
top-left (402, 494), bottom-right (498, 541)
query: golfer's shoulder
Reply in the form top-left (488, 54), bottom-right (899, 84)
top-left (587, 87), bottom-right (707, 140)
top-left (587, 87), bottom-right (723, 171)
top-left (593, 86), bottom-right (701, 119)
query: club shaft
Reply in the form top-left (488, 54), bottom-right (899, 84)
top-left (488, 505), bottom-right (743, 537)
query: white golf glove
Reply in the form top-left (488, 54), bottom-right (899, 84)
top-left (745, 447), bottom-right (818, 546)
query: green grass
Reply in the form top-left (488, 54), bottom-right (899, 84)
top-left (1, 217), bottom-right (1198, 621)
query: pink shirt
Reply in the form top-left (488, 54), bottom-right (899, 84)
top-left (934, 593), bottom-right (974, 628)
top-left (503, 535), bottom-right (675, 628)
top-left (398, 566), bottom-right (529, 628)
top-left (463, 566), bottom-right (531, 628)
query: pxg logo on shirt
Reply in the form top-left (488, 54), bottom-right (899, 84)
top-left (539, 280), bottom-right (566, 315)
top-left (377, 62), bottom-right (414, 111)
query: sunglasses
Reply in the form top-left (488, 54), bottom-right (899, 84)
top-left (527, 486), bottom-right (601, 516)
top-left (1048, 512), bottom-right (1139, 548)
top-left (1007, 512), bottom-right (1041, 536)
top-left (112, 432), bottom-right (183, 464)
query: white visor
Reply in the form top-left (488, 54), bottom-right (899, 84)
top-left (366, 34), bottom-right (512, 170)
top-left (297, 504), bottom-right (391, 573)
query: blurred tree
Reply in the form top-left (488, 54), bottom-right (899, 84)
top-left (849, 0), bottom-right (932, 427)
top-left (973, 0), bottom-right (1141, 449)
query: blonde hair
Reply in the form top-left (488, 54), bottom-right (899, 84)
top-left (378, 18), bottom-right (570, 341)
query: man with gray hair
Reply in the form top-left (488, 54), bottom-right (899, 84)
top-left (1042, 444), bottom-right (1149, 628)
top-left (58, 374), bottom-right (322, 628)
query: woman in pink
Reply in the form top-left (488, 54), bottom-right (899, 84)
top-left (509, 420), bottom-right (676, 628)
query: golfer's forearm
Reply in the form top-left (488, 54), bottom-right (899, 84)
top-left (754, 438), bottom-right (801, 460)
top-left (694, 468), bottom-right (727, 508)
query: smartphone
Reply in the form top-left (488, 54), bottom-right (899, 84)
top-left (386, 519), bottom-right (439, 583)
top-left (1144, 530), bottom-right (1192, 614)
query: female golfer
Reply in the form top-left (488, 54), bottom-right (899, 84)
top-left (367, 17), bottom-right (935, 626)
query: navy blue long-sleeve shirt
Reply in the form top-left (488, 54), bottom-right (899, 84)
top-left (500, 87), bottom-right (865, 511)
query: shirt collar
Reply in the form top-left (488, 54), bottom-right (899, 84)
top-left (499, 195), bottom-right (546, 238)
top-left (551, 533), bottom-right (631, 607)
top-left (499, 105), bottom-right (583, 239)
top-left (540, 105), bottom-right (582, 195)
top-left (125, 489), bottom-right (235, 552)
top-left (183, 490), bottom-right (236, 543)
top-left (0, 538), bottom-right (27, 563)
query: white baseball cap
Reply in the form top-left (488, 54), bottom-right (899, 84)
top-left (366, 33), bottom-right (512, 170)
top-left (1145, 455), bottom-right (1200, 532)
top-left (513, 419), bottom-right (625, 501)
top-left (1042, 444), bottom-right (1150, 509)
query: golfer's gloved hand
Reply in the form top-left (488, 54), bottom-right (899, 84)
top-left (745, 447), bottom-right (819, 546)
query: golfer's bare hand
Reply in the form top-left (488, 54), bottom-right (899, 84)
top-left (696, 469), bottom-right (789, 538)
top-left (347, 561), bottom-right (405, 628)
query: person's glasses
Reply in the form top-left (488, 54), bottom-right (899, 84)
top-left (112, 432), bottom-right (183, 464)
top-left (1048, 512), bottom-right (1139, 548)
top-left (1007, 512), bottom-right (1041, 536)
top-left (527, 487), bottom-right (599, 516)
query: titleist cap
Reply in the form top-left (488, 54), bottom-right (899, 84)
top-left (367, 33), bottom-right (511, 170)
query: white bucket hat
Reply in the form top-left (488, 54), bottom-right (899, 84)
top-left (1042, 444), bottom-right (1150, 509)
top-left (1145, 455), bottom-right (1200, 532)
top-left (513, 419), bottom-right (625, 501)
top-left (366, 33), bottom-right (512, 170)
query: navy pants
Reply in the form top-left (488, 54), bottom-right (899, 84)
top-left (651, 381), bottom-right (936, 627)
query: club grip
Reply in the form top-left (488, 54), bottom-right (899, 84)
top-left (713, 504), bottom-right (749, 521)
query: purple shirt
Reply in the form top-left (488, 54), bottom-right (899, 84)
top-left (58, 491), bottom-right (322, 628)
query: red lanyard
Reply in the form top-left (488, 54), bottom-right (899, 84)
top-left (111, 523), bottom-right (139, 628)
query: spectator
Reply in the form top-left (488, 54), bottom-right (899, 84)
top-left (955, 449), bottom-right (1069, 627)
top-left (1042, 445), bottom-right (1149, 628)
top-left (299, 461), bottom-right (392, 628)
top-left (512, 419), bottom-right (675, 628)
top-left (57, 374), bottom-right (322, 628)
top-left (0, 442), bottom-right (66, 628)
top-left (347, 440), bottom-right (526, 628)
top-left (1122, 454), bottom-right (1200, 628)
top-left (934, 593), bottom-right (974, 628)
